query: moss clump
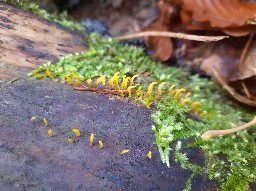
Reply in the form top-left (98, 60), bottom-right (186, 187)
top-left (4, 0), bottom-right (84, 32)
top-left (30, 34), bottom-right (256, 191)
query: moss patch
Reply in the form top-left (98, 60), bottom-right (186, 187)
top-left (30, 34), bottom-right (256, 191)
top-left (4, 0), bottom-right (84, 32)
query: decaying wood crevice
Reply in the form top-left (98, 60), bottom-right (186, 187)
top-left (0, 3), bottom-right (87, 80)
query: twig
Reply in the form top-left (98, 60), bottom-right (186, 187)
top-left (74, 86), bottom-right (129, 95)
top-left (212, 69), bottom-right (256, 106)
top-left (239, 33), bottom-right (254, 69)
top-left (241, 81), bottom-right (253, 100)
top-left (114, 31), bottom-right (229, 42)
top-left (201, 116), bottom-right (256, 141)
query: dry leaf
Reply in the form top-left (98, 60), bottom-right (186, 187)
top-left (142, 0), bottom-right (175, 61)
top-left (180, 0), bottom-right (256, 37)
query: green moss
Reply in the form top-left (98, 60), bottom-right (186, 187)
top-left (4, 0), bottom-right (84, 32)
top-left (30, 34), bottom-right (256, 191)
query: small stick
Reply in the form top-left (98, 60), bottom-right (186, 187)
top-left (74, 86), bottom-right (129, 95)
top-left (114, 31), bottom-right (229, 42)
top-left (202, 116), bottom-right (256, 141)
top-left (239, 33), bottom-right (254, 69)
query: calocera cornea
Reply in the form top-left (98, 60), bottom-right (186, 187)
top-left (90, 133), bottom-right (94, 147)
top-left (146, 151), bottom-right (152, 159)
top-left (70, 72), bottom-right (204, 115)
top-left (120, 150), bottom-right (130, 155)
top-left (68, 136), bottom-right (74, 143)
top-left (48, 129), bottom-right (53, 137)
top-left (43, 118), bottom-right (48, 127)
top-left (30, 116), bottom-right (36, 122)
top-left (72, 128), bottom-right (81, 137)
top-left (99, 141), bottom-right (104, 149)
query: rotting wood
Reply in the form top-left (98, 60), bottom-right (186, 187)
top-left (0, 3), bottom-right (87, 80)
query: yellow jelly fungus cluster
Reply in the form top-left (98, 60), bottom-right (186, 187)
top-left (29, 117), bottom-right (152, 159)
top-left (34, 70), bottom-right (203, 114)
top-left (30, 116), bottom-right (54, 137)
top-left (75, 72), bottom-right (203, 114)
top-left (66, 72), bottom-right (82, 86)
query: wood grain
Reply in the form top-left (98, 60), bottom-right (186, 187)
top-left (0, 3), bottom-right (87, 80)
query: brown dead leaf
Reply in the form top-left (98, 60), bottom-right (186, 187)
top-left (180, 0), bottom-right (256, 36)
top-left (143, 26), bottom-right (173, 61)
top-left (199, 36), bottom-right (256, 105)
top-left (230, 34), bottom-right (256, 81)
top-left (142, 0), bottom-right (256, 106)
top-left (212, 69), bottom-right (256, 106)
top-left (199, 39), bottom-right (242, 81)
top-left (142, 0), bottom-right (175, 61)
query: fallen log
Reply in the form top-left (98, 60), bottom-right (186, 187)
top-left (0, 2), bottom-right (87, 80)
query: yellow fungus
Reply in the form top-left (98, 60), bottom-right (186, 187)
top-left (68, 136), bottom-right (74, 144)
top-left (43, 118), bottom-right (48, 127)
top-left (184, 92), bottom-right (191, 98)
top-left (113, 72), bottom-right (120, 90)
top-left (87, 78), bottom-right (93, 87)
top-left (146, 82), bottom-right (158, 97)
top-left (99, 141), bottom-right (104, 149)
top-left (108, 72), bottom-right (121, 90)
top-left (157, 82), bottom-right (166, 96)
top-left (168, 85), bottom-right (176, 96)
top-left (72, 128), bottom-right (81, 137)
top-left (144, 97), bottom-right (154, 107)
top-left (127, 86), bottom-right (136, 97)
top-left (48, 129), bottom-right (53, 137)
top-left (30, 116), bottom-right (36, 122)
top-left (66, 76), bottom-right (73, 85)
top-left (72, 80), bottom-right (82, 86)
top-left (180, 98), bottom-right (192, 105)
top-left (45, 69), bottom-right (57, 81)
top-left (130, 75), bottom-right (139, 86)
top-left (146, 151), bottom-right (152, 159)
top-left (120, 150), bottom-right (130, 155)
top-left (71, 72), bottom-right (80, 79)
top-left (90, 133), bottom-right (94, 147)
top-left (136, 86), bottom-right (143, 100)
top-left (191, 102), bottom-right (202, 108)
top-left (108, 76), bottom-right (115, 89)
top-left (120, 76), bottom-right (131, 90)
top-left (95, 75), bottom-right (106, 86)
top-left (173, 88), bottom-right (186, 99)
top-left (190, 102), bottom-right (202, 114)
